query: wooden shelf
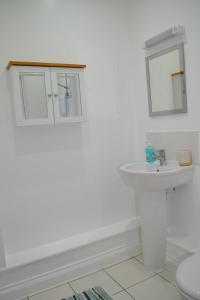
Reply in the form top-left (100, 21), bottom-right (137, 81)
top-left (7, 61), bottom-right (86, 70)
top-left (171, 70), bottom-right (184, 77)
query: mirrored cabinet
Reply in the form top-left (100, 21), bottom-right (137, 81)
top-left (7, 61), bottom-right (87, 126)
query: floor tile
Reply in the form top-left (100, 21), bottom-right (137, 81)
top-left (70, 270), bottom-right (122, 295)
top-left (158, 269), bottom-right (176, 283)
top-left (135, 254), bottom-right (143, 263)
top-left (155, 266), bottom-right (167, 273)
top-left (29, 283), bottom-right (74, 300)
top-left (105, 258), bottom-right (154, 289)
top-left (113, 290), bottom-right (134, 300)
top-left (127, 275), bottom-right (181, 300)
top-left (135, 254), bottom-right (165, 272)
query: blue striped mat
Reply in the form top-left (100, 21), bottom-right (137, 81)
top-left (63, 286), bottom-right (113, 300)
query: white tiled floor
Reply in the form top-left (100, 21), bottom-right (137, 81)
top-left (158, 269), bottom-right (176, 284)
top-left (105, 258), bottom-right (154, 289)
top-left (25, 254), bottom-right (180, 300)
top-left (127, 275), bottom-right (181, 300)
top-left (70, 270), bottom-right (122, 295)
top-left (112, 290), bottom-right (134, 300)
top-left (135, 254), bottom-right (143, 263)
top-left (29, 284), bottom-right (74, 300)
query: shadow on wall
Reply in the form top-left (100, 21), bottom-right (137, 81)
top-left (13, 123), bottom-right (90, 155)
top-left (166, 180), bottom-right (195, 236)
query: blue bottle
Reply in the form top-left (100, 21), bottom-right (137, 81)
top-left (145, 141), bottom-right (155, 163)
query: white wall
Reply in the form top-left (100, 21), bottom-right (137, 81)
top-left (0, 0), bottom-right (136, 255)
top-left (1, 0), bottom-right (200, 260)
top-left (129, 0), bottom-right (200, 159)
top-left (130, 0), bottom-right (200, 244)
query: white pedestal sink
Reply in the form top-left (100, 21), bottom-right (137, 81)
top-left (120, 161), bottom-right (193, 271)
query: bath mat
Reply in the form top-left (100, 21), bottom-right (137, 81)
top-left (63, 286), bottom-right (113, 300)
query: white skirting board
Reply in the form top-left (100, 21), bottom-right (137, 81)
top-left (0, 218), bottom-right (141, 300)
top-left (165, 235), bottom-right (200, 271)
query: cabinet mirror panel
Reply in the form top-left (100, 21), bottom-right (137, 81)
top-left (56, 73), bottom-right (82, 118)
top-left (146, 43), bottom-right (187, 116)
top-left (20, 72), bottom-right (48, 119)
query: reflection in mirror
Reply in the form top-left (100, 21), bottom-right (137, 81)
top-left (146, 43), bottom-right (187, 116)
top-left (57, 73), bottom-right (82, 118)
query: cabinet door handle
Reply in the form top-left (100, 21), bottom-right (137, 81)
top-left (54, 93), bottom-right (58, 97)
top-left (47, 94), bottom-right (52, 97)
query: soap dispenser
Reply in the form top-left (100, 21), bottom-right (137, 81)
top-left (145, 140), bottom-right (155, 163)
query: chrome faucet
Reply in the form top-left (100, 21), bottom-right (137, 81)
top-left (154, 149), bottom-right (166, 166)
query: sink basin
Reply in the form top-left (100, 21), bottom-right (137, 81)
top-left (120, 160), bottom-right (193, 191)
top-left (119, 160), bottom-right (194, 271)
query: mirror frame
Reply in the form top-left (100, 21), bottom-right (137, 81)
top-left (146, 43), bottom-right (187, 116)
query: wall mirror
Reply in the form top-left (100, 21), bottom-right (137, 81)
top-left (146, 43), bottom-right (187, 116)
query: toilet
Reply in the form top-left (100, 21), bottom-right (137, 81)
top-left (176, 252), bottom-right (200, 300)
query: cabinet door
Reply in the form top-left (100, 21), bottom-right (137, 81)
top-left (51, 68), bottom-right (86, 123)
top-left (11, 67), bottom-right (54, 126)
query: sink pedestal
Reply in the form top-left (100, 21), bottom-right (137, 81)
top-left (138, 191), bottom-right (167, 271)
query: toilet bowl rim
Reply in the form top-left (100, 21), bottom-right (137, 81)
top-left (176, 283), bottom-right (199, 300)
top-left (176, 252), bottom-right (200, 299)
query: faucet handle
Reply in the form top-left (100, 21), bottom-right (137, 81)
top-left (154, 149), bottom-right (166, 166)
top-left (156, 149), bottom-right (165, 157)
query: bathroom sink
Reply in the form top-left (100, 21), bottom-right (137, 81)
top-left (120, 160), bottom-right (194, 271)
top-left (120, 160), bottom-right (193, 191)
